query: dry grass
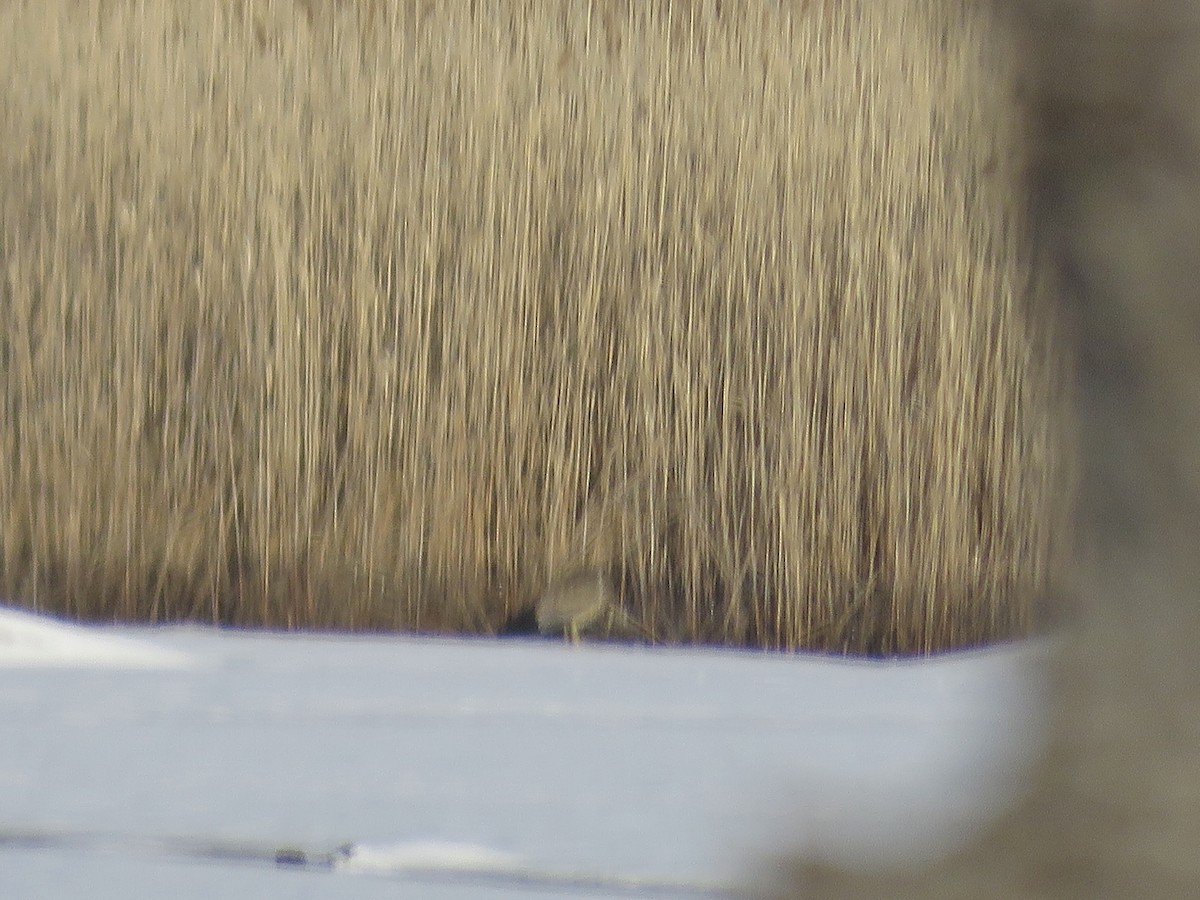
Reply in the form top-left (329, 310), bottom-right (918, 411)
top-left (0, 0), bottom-right (1069, 653)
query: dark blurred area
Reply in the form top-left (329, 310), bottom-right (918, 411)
top-left (778, 2), bottom-right (1200, 895)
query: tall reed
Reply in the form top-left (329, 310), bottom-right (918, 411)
top-left (0, 0), bottom-right (1069, 653)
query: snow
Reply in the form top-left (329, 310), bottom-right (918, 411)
top-left (0, 603), bottom-right (1052, 898)
top-left (0, 605), bottom-right (192, 669)
top-left (337, 840), bottom-right (523, 875)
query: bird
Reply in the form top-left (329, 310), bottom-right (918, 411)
top-left (535, 568), bottom-right (615, 643)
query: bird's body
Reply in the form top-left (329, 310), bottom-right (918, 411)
top-left (536, 569), bottom-right (614, 642)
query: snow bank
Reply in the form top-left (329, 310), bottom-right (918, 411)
top-left (336, 840), bottom-right (523, 875)
top-left (1, 613), bottom-right (1049, 897)
top-left (0, 605), bottom-right (192, 669)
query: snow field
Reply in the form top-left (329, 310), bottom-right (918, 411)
top-left (0, 605), bottom-right (1050, 897)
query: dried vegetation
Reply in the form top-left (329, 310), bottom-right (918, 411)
top-left (0, 0), bottom-right (1069, 653)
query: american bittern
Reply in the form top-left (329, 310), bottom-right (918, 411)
top-left (535, 569), bottom-right (615, 643)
